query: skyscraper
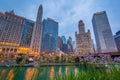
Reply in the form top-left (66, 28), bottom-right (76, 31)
top-left (58, 36), bottom-right (62, 50)
top-left (75, 20), bottom-right (94, 55)
top-left (92, 11), bottom-right (118, 53)
top-left (18, 19), bottom-right (34, 54)
top-left (0, 10), bottom-right (25, 54)
top-left (61, 36), bottom-right (67, 44)
top-left (0, 10), bottom-right (35, 54)
top-left (114, 31), bottom-right (120, 52)
top-left (61, 36), bottom-right (68, 53)
top-left (20, 19), bottom-right (34, 47)
top-left (67, 37), bottom-right (74, 53)
top-left (30, 5), bottom-right (43, 55)
top-left (41, 18), bottom-right (58, 53)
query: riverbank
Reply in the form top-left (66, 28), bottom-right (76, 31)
top-left (0, 62), bottom-right (119, 67)
top-left (0, 63), bottom-right (78, 67)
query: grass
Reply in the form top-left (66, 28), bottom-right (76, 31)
top-left (54, 64), bottom-right (120, 80)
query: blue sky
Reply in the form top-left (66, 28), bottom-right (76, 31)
top-left (0, 0), bottom-right (120, 43)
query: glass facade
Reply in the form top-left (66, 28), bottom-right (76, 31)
top-left (114, 31), bottom-right (120, 51)
top-left (92, 11), bottom-right (118, 53)
top-left (41, 18), bottom-right (58, 53)
top-left (20, 19), bottom-right (34, 47)
top-left (67, 37), bottom-right (73, 53)
top-left (61, 44), bottom-right (68, 53)
top-left (61, 36), bottom-right (68, 53)
top-left (61, 36), bottom-right (66, 44)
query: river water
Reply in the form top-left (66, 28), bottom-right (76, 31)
top-left (0, 65), bottom-right (85, 80)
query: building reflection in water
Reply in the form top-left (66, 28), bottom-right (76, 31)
top-left (7, 69), bottom-right (14, 80)
top-left (58, 67), bottom-right (62, 75)
top-left (0, 69), bottom-right (6, 75)
top-left (49, 66), bottom-right (55, 80)
top-left (0, 69), bottom-right (6, 79)
top-left (65, 67), bottom-right (69, 76)
top-left (0, 69), bottom-right (14, 80)
top-left (75, 68), bottom-right (79, 76)
top-left (0, 66), bottom-right (81, 80)
top-left (25, 68), bottom-right (37, 80)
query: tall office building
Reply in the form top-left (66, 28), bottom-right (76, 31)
top-left (41, 18), bottom-right (58, 53)
top-left (114, 31), bottom-right (120, 52)
top-left (58, 36), bottom-right (62, 50)
top-left (0, 10), bottom-right (25, 54)
top-left (61, 36), bottom-right (67, 44)
top-left (67, 37), bottom-right (74, 53)
top-left (58, 36), bottom-right (69, 53)
top-left (61, 36), bottom-right (68, 53)
top-left (75, 20), bottom-right (94, 55)
top-left (0, 10), bottom-right (35, 54)
top-left (92, 11), bottom-right (118, 53)
top-left (19, 19), bottom-right (34, 54)
top-left (30, 5), bottom-right (43, 55)
top-left (20, 19), bottom-right (34, 47)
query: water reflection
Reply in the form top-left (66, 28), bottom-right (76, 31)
top-left (25, 68), bottom-right (37, 80)
top-left (7, 69), bottom-right (14, 80)
top-left (58, 67), bottom-right (61, 75)
top-left (0, 66), bottom-right (85, 80)
top-left (49, 66), bottom-right (55, 80)
top-left (75, 68), bottom-right (79, 76)
top-left (65, 67), bottom-right (69, 76)
top-left (0, 69), bottom-right (14, 80)
top-left (0, 69), bottom-right (6, 79)
top-left (0, 69), bottom-right (6, 75)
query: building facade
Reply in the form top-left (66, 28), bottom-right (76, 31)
top-left (0, 11), bottom-right (25, 54)
top-left (19, 19), bottom-right (34, 54)
top-left (20, 19), bottom-right (34, 47)
top-left (58, 36), bottom-right (69, 53)
top-left (0, 10), bottom-right (35, 54)
top-left (58, 36), bottom-right (62, 50)
top-left (30, 5), bottom-right (43, 55)
top-left (114, 31), bottom-right (120, 52)
top-left (75, 20), bottom-right (94, 55)
top-left (61, 36), bottom-right (68, 53)
top-left (92, 11), bottom-right (118, 53)
top-left (67, 37), bottom-right (74, 53)
top-left (41, 18), bottom-right (58, 53)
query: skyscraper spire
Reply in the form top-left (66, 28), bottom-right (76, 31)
top-left (30, 4), bottom-right (43, 55)
top-left (36, 5), bottom-right (43, 22)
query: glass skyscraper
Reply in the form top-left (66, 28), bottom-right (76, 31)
top-left (114, 31), bottom-right (120, 52)
top-left (41, 18), bottom-right (58, 53)
top-left (61, 36), bottom-right (68, 53)
top-left (20, 19), bottom-right (34, 47)
top-left (61, 36), bottom-right (66, 44)
top-left (92, 11), bottom-right (118, 53)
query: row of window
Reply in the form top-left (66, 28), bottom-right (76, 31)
top-left (0, 47), bottom-right (17, 52)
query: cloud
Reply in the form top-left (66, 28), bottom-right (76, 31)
top-left (24, 0), bottom-right (119, 43)
top-left (23, 0), bottom-right (100, 41)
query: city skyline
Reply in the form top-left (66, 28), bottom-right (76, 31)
top-left (0, 0), bottom-right (120, 44)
